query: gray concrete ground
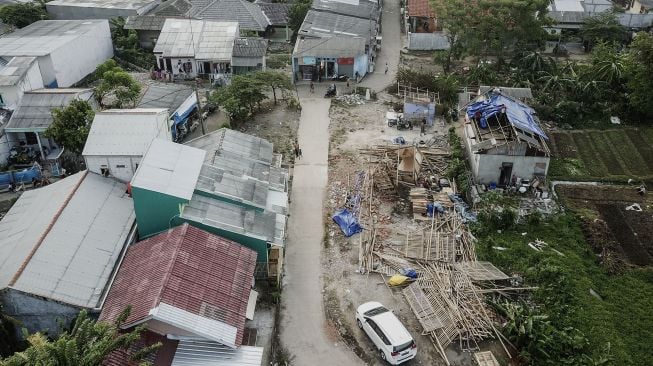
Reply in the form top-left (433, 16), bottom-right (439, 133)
top-left (359, 0), bottom-right (402, 92)
top-left (279, 95), bottom-right (363, 365)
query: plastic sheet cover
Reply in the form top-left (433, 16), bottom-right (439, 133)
top-left (332, 208), bottom-right (363, 237)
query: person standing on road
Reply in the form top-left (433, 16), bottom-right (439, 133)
top-left (298, 147), bottom-right (303, 159)
top-left (420, 117), bottom-right (427, 136)
top-left (310, 81), bottom-right (314, 93)
top-left (385, 62), bottom-right (388, 74)
top-left (294, 142), bottom-right (299, 159)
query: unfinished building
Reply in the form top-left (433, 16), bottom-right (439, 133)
top-left (462, 88), bottom-right (550, 186)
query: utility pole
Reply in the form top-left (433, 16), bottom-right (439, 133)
top-left (195, 78), bottom-right (206, 135)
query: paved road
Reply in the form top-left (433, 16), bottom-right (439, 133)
top-left (359, 0), bottom-right (403, 91)
top-left (279, 95), bottom-right (363, 365)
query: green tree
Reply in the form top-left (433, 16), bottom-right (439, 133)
top-left (253, 71), bottom-right (292, 105)
top-left (288, 0), bottom-right (311, 41)
top-left (109, 17), bottom-right (139, 50)
top-left (0, 308), bottom-right (160, 365)
top-left (211, 75), bottom-right (267, 121)
top-left (430, 0), bottom-right (477, 72)
top-left (0, 305), bottom-right (22, 358)
top-left (624, 32), bottom-right (653, 119)
top-left (94, 60), bottom-right (141, 108)
top-left (43, 99), bottom-right (95, 155)
top-left (0, 3), bottom-right (47, 29)
top-left (580, 13), bottom-right (629, 50)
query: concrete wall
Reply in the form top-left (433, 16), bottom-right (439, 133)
top-left (0, 60), bottom-right (44, 110)
top-left (36, 55), bottom-right (57, 87)
top-left (47, 1), bottom-right (159, 19)
top-left (1, 289), bottom-right (80, 337)
top-left (48, 21), bottom-right (113, 87)
top-left (132, 187), bottom-right (187, 238)
top-left (470, 153), bottom-right (549, 185)
top-left (85, 155), bottom-right (142, 182)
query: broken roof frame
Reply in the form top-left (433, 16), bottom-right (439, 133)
top-left (466, 90), bottom-right (550, 156)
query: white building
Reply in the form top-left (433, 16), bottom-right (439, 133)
top-left (0, 57), bottom-right (44, 111)
top-left (0, 20), bottom-right (113, 88)
top-left (46, 0), bottom-right (160, 20)
top-left (462, 88), bottom-right (550, 186)
top-left (82, 109), bottom-right (171, 182)
top-left (154, 19), bottom-right (238, 81)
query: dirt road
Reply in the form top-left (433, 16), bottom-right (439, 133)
top-left (280, 95), bottom-right (364, 365)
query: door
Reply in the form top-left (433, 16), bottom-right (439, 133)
top-left (165, 58), bottom-right (172, 72)
top-left (203, 62), bottom-right (210, 75)
top-left (499, 162), bottom-right (513, 186)
top-left (362, 319), bottom-right (384, 349)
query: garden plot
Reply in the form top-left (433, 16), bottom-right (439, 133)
top-left (556, 184), bottom-right (653, 269)
top-left (550, 128), bottom-right (653, 182)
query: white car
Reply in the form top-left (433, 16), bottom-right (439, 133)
top-left (356, 301), bottom-right (417, 365)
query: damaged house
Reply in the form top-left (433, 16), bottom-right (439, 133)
top-left (462, 88), bottom-right (550, 186)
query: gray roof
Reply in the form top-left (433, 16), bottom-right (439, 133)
top-left (185, 128), bottom-right (274, 165)
top-left (182, 193), bottom-right (285, 246)
top-left (293, 36), bottom-right (366, 57)
top-left (82, 109), bottom-right (170, 157)
top-left (138, 82), bottom-right (194, 113)
top-left (299, 10), bottom-right (376, 41)
top-left (132, 138), bottom-right (206, 201)
top-left (124, 15), bottom-right (172, 30)
top-left (547, 10), bottom-right (586, 25)
top-left (154, 19), bottom-right (238, 60)
top-left (196, 163), bottom-right (270, 209)
top-left (0, 57), bottom-right (37, 86)
top-left (4, 89), bottom-right (94, 132)
top-left (233, 37), bottom-right (268, 57)
top-left (192, 0), bottom-right (270, 32)
top-left (311, 0), bottom-right (380, 20)
top-left (46, 0), bottom-right (156, 10)
top-left (172, 340), bottom-right (264, 366)
top-left (132, 0), bottom-right (269, 31)
top-left (479, 86), bottom-right (533, 100)
top-left (407, 32), bottom-right (450, 51)
top-left (256, 2), bottom-right (290, 26)
top-left (0, 172), bottom-right (135, 308)
top-left (0, 20), bottom-right (108, 57)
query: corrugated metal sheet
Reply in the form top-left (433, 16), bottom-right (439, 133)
top-left (82, 109), bottom-right (170, 157)
top-left (407, 32), bottom-right (450, 51)
top-left (196, 164), bottom-right (269, 209)
top-left (186, 128), bottom-right (274, 165)
top-left (4, 89), bottom-right (94, 132)
top-left (172, 340), bottom-right (263, 366)
top-left (0, 20), bottom-right (107, 57)
top-left (154, 19), bottom-right (238, 60)
top-left (193, 0), bottom-right (270, 32)
top-left (479, 86), bottom-right (533, 100)
top-left (125, 15), bottom-right (170, 30)
top-left (138, 82), bottom-right (194, 113)
top-left (46, 0), bottom-right (156, 10)
top-left (312, 0), bottom-right (380, 20)
top-left (99, 224), bottom-right (257, 347)
top-left (299, 10), bottom-right (377, 39)
top-left (131, 139), bottom-right (206, 200)
top-left (293, 37), bottom-right (366, 58)
top-left (256, 2), bottom-right (290, 26)
top-left (0, 172), bottom-right (84, 290)
top-left (153, 303), bottom-right (238, 348)
top-left (6, 173), bottom-right (135, 308)
top-left (233, 38), bottom-right (268, 57)
top-left (0, 57), bottom-right (37, 87)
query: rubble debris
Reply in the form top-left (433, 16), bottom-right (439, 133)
top-left (335, 93), bottom-right (365, 105)
top-left (625, 203), bottom-right (642, 212)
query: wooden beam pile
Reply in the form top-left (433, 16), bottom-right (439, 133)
top-left (409, 188), bottom-right (430, 215)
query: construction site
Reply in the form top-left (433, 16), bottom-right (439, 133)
top-left (323, 87), bottom-right (529, 366)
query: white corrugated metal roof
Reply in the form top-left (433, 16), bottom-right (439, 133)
top-left (47, 0), bottom-right (156, 10)
top-left (131, 139), bottom-right (205, 200)
top-left (172, 339), bottom-right (263, 366)
top-left (82, 109), bottom-right (171, 157)
top-left (152, 303), bottom-right (238, 348)
top-left (0, 172), bottom-right (85, 290)
top-left (154, 19), bottom-right (238, 60)
top-left (11, 172), bottom-right (135, 308)
top-left (0, 20), bottom-right (108, 57)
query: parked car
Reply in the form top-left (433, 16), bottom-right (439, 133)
top-left (356, 301), bottom-right (417, 365)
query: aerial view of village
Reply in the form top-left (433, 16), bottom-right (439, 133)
top-left (0, 0), bottom-right (652, 364)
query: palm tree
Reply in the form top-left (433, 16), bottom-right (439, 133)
top-left (0, 308), bottom-right (160, 365)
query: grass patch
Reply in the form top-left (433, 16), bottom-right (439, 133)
top-left (604, 130), bottom-right (649, 176)
top-left (475, 213), bottom-right (653, 365)
top-left (587, 131), bottom-right (626, 176)
top-left (267, 54), bottom-right (291, 69)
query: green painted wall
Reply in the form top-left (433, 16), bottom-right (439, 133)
top-left (173, 217), bottom-right (269, 263)
top-left (132, 187), bottom-right (187, 238)
top-left (195, 189), bottom-right (264, 212)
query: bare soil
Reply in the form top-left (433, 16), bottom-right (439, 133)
top-left (557, 184), bottom-right (653, 269)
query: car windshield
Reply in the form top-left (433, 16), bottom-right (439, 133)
top-left (393, 340), bottom-right (414, 353)
top-left (364, 306), bottom-right (389, 317)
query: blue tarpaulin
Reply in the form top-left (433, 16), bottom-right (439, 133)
top-left (467, 93), bottom-right (547, 139)
top-left (171, 93), bottom-right (198, 138)
top-left (332, 208), bottom-right (363, 237)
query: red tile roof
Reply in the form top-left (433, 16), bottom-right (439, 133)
top-left (99, 224), bottom-right (257, 346)
top-left (408, 0), bottom-right (435, 17)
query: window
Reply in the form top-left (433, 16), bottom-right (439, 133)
top-left (116, 164), bottom-right (126, 168)
top-left (25, 132), bottom-right (38, 145)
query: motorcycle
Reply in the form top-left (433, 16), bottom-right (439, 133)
top-left (330, 74), bottom-right (349, 82)
top-left (324, 84), bottom-right (337, 98)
